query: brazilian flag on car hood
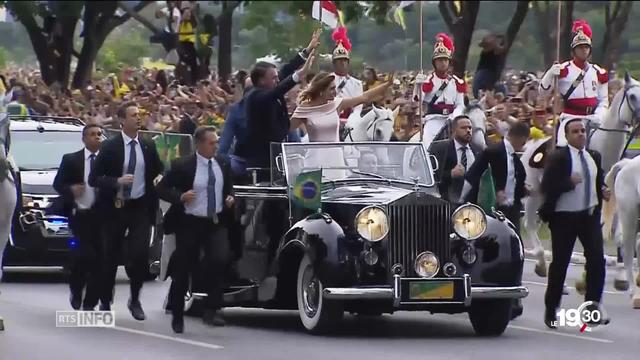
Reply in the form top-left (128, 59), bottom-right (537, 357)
top-left (292, 170), bottom-right (322, 210)
top-left (477, 166), bottom-right (496, 213)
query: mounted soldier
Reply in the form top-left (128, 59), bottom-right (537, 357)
top-left (538, 19), bottom-right (609, 147)
top-left (414, 33), bottom-right (467, 148)
top-left (331, 27), bottom-right (363, 133)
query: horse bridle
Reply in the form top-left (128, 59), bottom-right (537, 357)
top-left (344, 113), bottom-right (393, 142)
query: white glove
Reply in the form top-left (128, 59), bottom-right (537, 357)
top-left (415, 72), bottom-right (428, 84)
top-left (548, 63), bottom-right (563, 77)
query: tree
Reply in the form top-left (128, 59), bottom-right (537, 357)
top-left (438, 1), bottom-right (480, 77)
top-left (598, 1), bottom-right (633, 70)
top-left (532, 1), bottom-right (575, 67)
top-left (5, 0), bottom-right (152, 89)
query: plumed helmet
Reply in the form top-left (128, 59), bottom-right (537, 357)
top-left (432, 33), bottom-right (454, 60)
top-left (332, 26), bottom-right (351, 61)
top-left (571, 19), bottom-right (592, 49)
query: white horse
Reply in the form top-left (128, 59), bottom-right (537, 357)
top-left (0, 114), bottom-right (17, 282)
top-left (520, 73), bottom-right (640, 285)
top-left (409, 103), bottom-right (488, 152)
top-left (603, 156), bottom-right (640, 308)
top-left (342, 105), bottom-right (397, 142)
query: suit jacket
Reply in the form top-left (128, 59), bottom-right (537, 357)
top-left (157, 154), bottom-right (234, 234)
top-left (429, 139), bottom-right (481, 203)
top-left (539, 147), bottom-right (604, 222)
top-left (88, 133), bottom-right (164, 222)
top-left (464, 140), bottom-right (527, 207)
top-left (52, 149), bottom-right (87, 219)
top-left (236, 54), bottom-right (305, 169)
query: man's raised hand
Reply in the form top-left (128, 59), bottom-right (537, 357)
top-left (306, 28), bottom-right (322, 53)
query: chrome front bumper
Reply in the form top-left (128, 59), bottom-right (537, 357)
top-left (323, 274), bottom-right (529, 306)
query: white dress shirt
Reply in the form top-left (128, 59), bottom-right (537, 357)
top-left (503, 139), bottom-right (516, 206)
top-left (454, 139), bottom-right (475, 170)
top-left (184, 153), bottom-right (224, 218)
top-left (122, 132), bottom-right (146, 199)
top-left (76, 148), bottom-right (98, 210)
top-left (555, 145), bottom-right (598, 212)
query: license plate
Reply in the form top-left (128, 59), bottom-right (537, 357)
top-left (409, 281), bottom-right (454, 300)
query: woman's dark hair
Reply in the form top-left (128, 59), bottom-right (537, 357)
top-left (298, 72), bottom-right (336, 103)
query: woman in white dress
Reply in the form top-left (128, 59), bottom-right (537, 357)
top-left (290, 72), bottom-right (392, 179)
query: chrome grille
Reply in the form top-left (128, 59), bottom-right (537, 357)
top-left (387, 196), bottom-right (451, 277)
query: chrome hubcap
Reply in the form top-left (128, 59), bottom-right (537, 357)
top-left (301, 265), bottom-right (319, 317)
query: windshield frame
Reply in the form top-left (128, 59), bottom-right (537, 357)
top-left (280, 141), bottom-right (436, 188)
top-left (10, 129), bottom-right (84, 171)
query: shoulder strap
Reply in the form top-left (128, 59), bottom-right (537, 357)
top-left (428, 76), bottom-right (450, 107)
top-left (562, 65), bottom-right (590, 103)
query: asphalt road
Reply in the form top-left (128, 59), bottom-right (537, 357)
top-left (1, 260), bottom-right (639, 360)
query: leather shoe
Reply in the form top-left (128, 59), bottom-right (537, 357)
top-left (544, 308), bottom-right (557, 329)
top-left (128, 299), bottom-right (146, 321)
top-left (203, 310), bottom-right (225, 327)
top-left (171, 315), bottom-right (184, 334)
top-left (70, 293), bottom-right (82, 310)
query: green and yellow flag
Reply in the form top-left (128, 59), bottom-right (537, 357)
top-left (292, 169), bottom-right (322, 211)
top-left (477, 166), bottom-right (496, 213)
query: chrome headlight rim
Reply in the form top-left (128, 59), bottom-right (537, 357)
top-left (414, 251), bottom-right (440, 278)
top-left (452, 203), bottom-right (487, 240)
top-left (354, 205), bottom-right (389, 243)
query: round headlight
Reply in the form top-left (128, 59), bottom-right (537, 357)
top-left (415, 251), bottom-right (440, 278)
top-left (355, 206), bottom-right (389, 242)
top-left (452, 204), bottom-right (487, 240)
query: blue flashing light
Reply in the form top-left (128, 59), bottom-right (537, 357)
top-left (68, 238), bottom-right (78, 249)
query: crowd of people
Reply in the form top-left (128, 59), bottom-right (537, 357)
top-left (3, 14), bottom-right (633, 334)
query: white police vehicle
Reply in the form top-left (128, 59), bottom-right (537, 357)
top-left (2, 116), bottom-right (162, 279)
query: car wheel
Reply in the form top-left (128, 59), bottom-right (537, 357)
top-left (468, 299), bottom-right (512, 336)
top-left (296, 254), bottom-right (342, 333)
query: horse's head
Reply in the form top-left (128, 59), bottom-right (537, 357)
top-left (361, 105), bottom-right (397, 141)
top-left (465, 102), bottom-right (488, 150)
top-left (620, 72), bottom-right (640, 128)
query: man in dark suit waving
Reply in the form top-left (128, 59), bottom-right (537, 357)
top-left (88, 102), bottom-right (164, 320)
top-left (429, 115), bottom-right (481, 207)
top-left (464, 121), bottom-right (530, 235)
top-left (53, 124), bottom-right (103, 311)
top-left (157, 126), bottom-right (235, 333)
top-left (540, 119), bottom-right (610, 329)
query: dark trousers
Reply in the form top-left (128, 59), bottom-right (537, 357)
top-left (497, 203), bottom-right (522, 237)
top-left (171, 214), bottom-right (229, 316)
top-left (68, 209), bottom-right (101, 308)
top-left (544, 210), bottom-right (605, 311)
top-left (178, 41), bottom-right (198, 85)
top-left (100, 199), bottom-right (151, 304)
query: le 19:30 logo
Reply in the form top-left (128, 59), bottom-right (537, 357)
top-left (554, 301), bottom-right (606, 332)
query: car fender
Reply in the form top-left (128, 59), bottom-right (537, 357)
top-left (453, 216), bottom-right (524, 287)
top-left (279, 213), bottom-right (353, 287)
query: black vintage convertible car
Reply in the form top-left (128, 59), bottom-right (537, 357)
top-left (161, 142), bottom-right (528, 336)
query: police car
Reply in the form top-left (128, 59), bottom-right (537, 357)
top-left (2, 116), bottom-right (162, 279)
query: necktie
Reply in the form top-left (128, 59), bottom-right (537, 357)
top-left (207, 159), bottom-right (218, 223)
top-left (460, 146), bottom-right (468, 169)
top-left (124, 140), bottom-right (137, 199)
top-left (89, 153), bottom-right (96, 173)
top-left (579, 150), bottom-right (591, 209)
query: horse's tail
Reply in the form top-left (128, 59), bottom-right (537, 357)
top-left (602, 158), bottom-right (631, 242)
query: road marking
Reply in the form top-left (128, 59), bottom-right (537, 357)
top-left (109, 326), bottom-right (224, 350)
top-left (508, 324), bottom-right (614, 344)
top-left (522, 280), bottom-right (624, 296)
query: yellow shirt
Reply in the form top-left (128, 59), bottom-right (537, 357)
top-left (529, 126), bottom-right (546, 140)
top-left (179, 22), bottom-right (195, 43)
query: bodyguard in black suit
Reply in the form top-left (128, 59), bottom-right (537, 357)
top-left (540, 119), bottom-right (609, 329)
top-left (88, 103), bottom-right (164, 320)
top-left (157, 126), bottom-right (235, 334)
top-left (53, 124), bottom-right (103, 311)
top-left (237, 36), bottom-right (318, 175)
top-left (429, 115), bottom-right (481, 207)
top-left (464, 122), bottom-right (530, 235)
